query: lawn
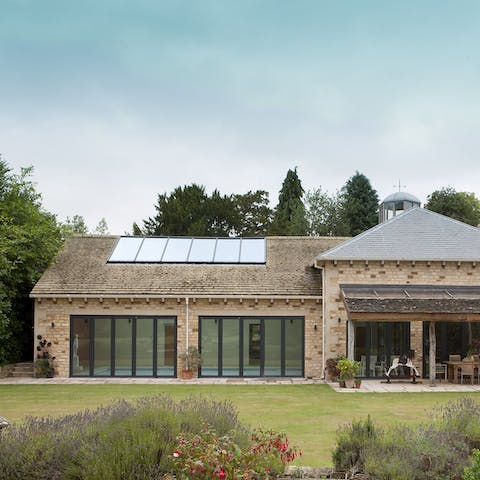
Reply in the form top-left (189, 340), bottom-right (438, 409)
top-left (0, 384), bottom-right (477, 467)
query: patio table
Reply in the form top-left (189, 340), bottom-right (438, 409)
top-left (443, 361), bottom-right (480, 383)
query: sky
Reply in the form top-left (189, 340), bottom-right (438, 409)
top-left (1, 0), bottom-right (480, 234)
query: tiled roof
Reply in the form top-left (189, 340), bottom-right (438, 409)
top-left (31, 236), bottom-right (347, 297)
top-left (341, 284), bottom-right (480, 315)
top-left (318, 208), bottom-right (480, 262)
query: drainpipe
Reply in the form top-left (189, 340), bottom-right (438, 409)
top-left (185, 297), bottom-right (189, 350)
top-left (321, 267), bottom-right (326, 379)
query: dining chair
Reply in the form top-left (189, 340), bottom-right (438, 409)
top-left (435, 364), bottom-right (447, 382)
top-left (459, 361), bottom-right (476, 384)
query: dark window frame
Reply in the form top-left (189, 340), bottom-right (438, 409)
top-left (199, 316), bottom-right (304, 378)
top-left (70, 315), bottom-right (177, 378)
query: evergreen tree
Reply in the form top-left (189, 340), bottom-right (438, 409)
top-left (270, 167), bottom-right (307, 235)
top-left (138, 186), bottom-right (275, 237)
top-left (425, 187), bottom-right (480, 226)
top-left (233, 190), bottom-right (273, 236)
top-left (340, 171), bottom-right (379, 236)
top-left (141, 184), bottom-right (237, 236)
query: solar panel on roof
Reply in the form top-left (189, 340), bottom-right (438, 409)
top-left (162, 238), bottom-right (193, 262)
top-left (135, 237), bottom-right (168, 262)
top-left (108, 237), bottom-right (266, 264)
top-left (214, 238), bottom-right (241, 263)
top-left (240, 238), bottom-right (266, 263)
top-left (188, 238), bottom-right (216, 262)
top-left (108, 237), bottom-right (143, 262)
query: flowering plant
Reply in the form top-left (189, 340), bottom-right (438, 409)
top-left (167, 423), bottom-right (301, 479)
top-left (35, 335), bottom-right (56, 377)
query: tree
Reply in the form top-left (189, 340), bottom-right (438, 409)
top-left (425, 187), bottom-right (480, 226)
top-left (233, 190), bottom-right (273, 236)
top-left (0, 159), bottom-right (63, 363)
top-left (206, 190), bottom-right (238, 237)
top-left (305, 188), bottom-right (349, 236)
top-left (141, 184), bottom-right (237, 236)
top-left (138, 186), bottom-right (274, 237)
top-left (62, 214), bottom-right (88, 236)
top-left (340, 171), bottom-right (379, 236)
top-left (93, 218), bottom-right (109, 235)
top-left (269, 167), bottom-right (307, 235)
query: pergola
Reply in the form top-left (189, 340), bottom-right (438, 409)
top-left (340, 284), bottom-right (480, 386)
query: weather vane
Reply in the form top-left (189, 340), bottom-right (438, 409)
top-left (394, 180), bottom-right (406, 192)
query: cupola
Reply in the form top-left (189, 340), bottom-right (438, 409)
top-left (378, 191), bottom-right (421, 223)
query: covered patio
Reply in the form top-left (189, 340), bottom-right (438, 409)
top-left (341, 284), bottom-right (480, 386)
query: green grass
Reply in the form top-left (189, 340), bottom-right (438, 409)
top-left (0, 384), bottom-right (478, 466)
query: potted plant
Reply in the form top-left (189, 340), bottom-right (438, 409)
top-left (35, 335), bottom-right (56, 378)
top-left (337, 357), bottom-right (360, 388)
top-left (354, 377), bottom-right (362, 389)
top-left (179, 346), bottom-right (201, 380)
top-left (325, 356), bottom-right (341, 382)
top-left (467, 338), bottom-right (480, 358)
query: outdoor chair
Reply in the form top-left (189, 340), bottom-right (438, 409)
top-left (435, 364), bottom-right (447, 381)
top-left (458, 361), bottom-right (477, 384)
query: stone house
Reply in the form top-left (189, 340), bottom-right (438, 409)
top-left (31, 199), bottom-right (480, 380)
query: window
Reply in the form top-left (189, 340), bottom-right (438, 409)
top-left (199, 316), bottom-right (304, 377)
top-left (70, 316), bottom-right (176, 377)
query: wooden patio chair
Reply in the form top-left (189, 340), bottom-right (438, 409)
top-left (435, 364), bottom-right (447, 381)
top-left (459, 361), bottom-right (476, 384)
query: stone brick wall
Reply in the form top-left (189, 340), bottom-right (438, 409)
top-left (34, 297), bottom-right (323, 378)
top-left (322, 260), bottom-right (480, 375)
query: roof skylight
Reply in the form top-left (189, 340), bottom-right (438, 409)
top-left (108, 237), bottom-right (266, 264)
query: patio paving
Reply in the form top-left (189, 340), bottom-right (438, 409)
top-left (328, 379), bottom-right (480, 393)
top-left (1, 376), bottom-right (480, 391)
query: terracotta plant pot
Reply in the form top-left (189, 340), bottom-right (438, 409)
top-left (354, 379), bottom-right (361, 389)
top-left (181, 369), bottom-right (193, 380)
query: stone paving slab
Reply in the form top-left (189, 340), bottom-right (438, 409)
top-left (2, 377), bottom-right (480, 391)
top-left (327, 379), bottom-right (480, 393)
top-left (0, 377), bottom-right (321, 385)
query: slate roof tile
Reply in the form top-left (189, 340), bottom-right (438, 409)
top-left (31, 236), bottom-right (347, 297)
top-left (318, 208), bottom-right (480, 262)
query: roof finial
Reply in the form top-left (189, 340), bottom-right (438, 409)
top-left (394, 180), bottom-right (406, 192)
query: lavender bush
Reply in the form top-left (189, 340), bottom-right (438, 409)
top-left (333, 397), bottom-right (480, 480)
top-left (0, 395), bottom-right (250, 480)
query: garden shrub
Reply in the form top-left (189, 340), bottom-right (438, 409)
top-left (166, 424), bottom-right (301, 479)
top-left (464, 449), bottom-right (480, 480)
top-left (434, 397), bottom-right (480, 450)
top-left (332, 415), bottom-right (377, 472)
top-left (362, 424), bottom-right (417, 480)
top-left (333, 398), bottom-right (480, 480)
top-left (0, 395), bottom-right (298, 480)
